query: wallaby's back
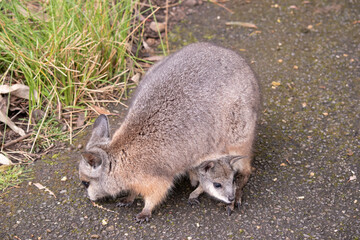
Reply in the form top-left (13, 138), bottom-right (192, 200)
top-left (111, 43), bottom-right (259, 175)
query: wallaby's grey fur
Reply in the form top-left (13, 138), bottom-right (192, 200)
top-left (188, 155), bottom-right (244, 206)
top-left (79, 42), bottom-right (260, 222)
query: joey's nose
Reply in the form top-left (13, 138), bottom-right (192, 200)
top-left (228, 196), bottom-right (235, 202)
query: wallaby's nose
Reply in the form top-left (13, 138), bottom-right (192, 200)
top-left (228, 196), bottom-right (235, 202)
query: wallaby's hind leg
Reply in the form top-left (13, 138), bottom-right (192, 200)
top-left (135, 178), bottom-right (172, 223)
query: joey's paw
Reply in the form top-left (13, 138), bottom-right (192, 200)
top-left (116, 197), bottom-right (134, 207)
top-left (188, 198), bottom-right (200, 206)
top-left (135, 212), bottom-right (151, 223)
top-left (226, 205), bottom-right (234, 216)
top-left (235, 198), bottom-right (242, 209)
top-left (226, 202), bottom-right (235, 216)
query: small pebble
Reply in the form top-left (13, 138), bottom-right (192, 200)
top-left (106, 225), bottom-right (115, 232)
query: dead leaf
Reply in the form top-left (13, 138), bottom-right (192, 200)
top-left (346, 149), bottom-right (354, 156)
top-left (0, 95), bottom-right (7, 113)
top-left (149, 22), bottom-right (166, 32)
top-left (349, 175), bottom-right (356, 182)
top-left (0, 84), bottom-right (38, 101)
top-left (225, 21), bottom-right (257, 29)
top-left (271, 81), bottom-right (281, 89)
top-left (289, 5), bottom-right (298, 9)
top-left (76, 112), bottom-right (86, 128)
top-left (91, 105), bottom-right (118, 115)
top-left (0, 111), bottom-right (26, 136)
top-left (143, 55), bottom-right (165, 62)
top-left (33, 183), bottom-right (56, 198)
top-left (15, 2), bottom-right (49, 22)
top-left (145, 38), bottom-right (156, 47)
top-left (0, 153), bottom-right (13, 165)
top-left (314, 4), bottom-right (342, 14)
top-left (31, 109), bottom-right (45, 124)
top-left (131, 73), bottom-right (141, 84)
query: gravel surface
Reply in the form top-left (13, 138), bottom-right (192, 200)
top-left (1, 1), bottom-right (359, 239)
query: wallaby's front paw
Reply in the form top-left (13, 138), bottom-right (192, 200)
top-left (116, 197), bottom-right (134, 207)
top-left (188, 198), bottom-right (200, 205)
top-left (135, 212), bottom-right (151, 223)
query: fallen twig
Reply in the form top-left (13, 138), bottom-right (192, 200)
top-left (2, 132), bottom-right (32, 149)
top-left (92, 201), bottom-right (118, 214)
top-left (225, 21), bottom-right (258, 28)
top-left (210, 0), bottom-right (234, 14)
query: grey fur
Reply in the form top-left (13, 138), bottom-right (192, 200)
top-left (79, 42), bottom-right (260, 222)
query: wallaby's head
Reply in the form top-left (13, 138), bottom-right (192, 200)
top-left (79, 114), bottom-right (113, 201)
top-left (196, 156), bottom-right (244, 204)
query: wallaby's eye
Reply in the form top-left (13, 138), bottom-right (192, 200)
top-left (213, 182), bottom-right (222, 188)
top-left (82, 181), bottom-right (90, 188)
top-left (233, 177), bottom-right (236, 184)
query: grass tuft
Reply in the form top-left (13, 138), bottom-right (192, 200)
top-left (0, 164), bottom-right (31, 191)
top-left (0, 0), bottom-right (140, 116)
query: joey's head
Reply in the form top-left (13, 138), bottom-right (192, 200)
top-left (79, 114), bottom-right (113, 201)
top-left (196, 156), bottom-right (244, 204)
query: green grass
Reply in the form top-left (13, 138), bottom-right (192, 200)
top-left (0, 0), bottom-right (142, 115)
top-left (0, 164), bottom-right (31, 191)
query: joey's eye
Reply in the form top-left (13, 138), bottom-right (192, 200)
top-left (213, 182), bottom-right (222, 188)
top-left (233, 177), bottom-right (236, 183)
top-left (82, 181), bottom-right (90, 188)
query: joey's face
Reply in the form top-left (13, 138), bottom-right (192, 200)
top-left (202, 172), bottom-right (236, 204)
top-left (198, 160), bottom-right (236, 204)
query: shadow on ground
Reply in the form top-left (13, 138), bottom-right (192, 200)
top-left (1, 0), bottom-right (359, 239)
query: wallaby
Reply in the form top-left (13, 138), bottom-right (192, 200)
top-left (188, 156), bottom-right (244, 209)
top-left (79, 42), bottom-right (260, 222)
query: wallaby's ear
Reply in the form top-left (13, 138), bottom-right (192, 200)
top-left (88, 114), bottom-right (110, 146)
top-left (81, 151), bottom-right (102, 168)
top-left (197, 161), bottom-right (215, 173)
top-left (227, 155), bottom-right (246, 166)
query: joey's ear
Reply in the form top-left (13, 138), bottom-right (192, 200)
top-left (227, 155), bottom-right (246, 166)
top-left (197, 161), bottom-right (215, 173)
top-left (88, 114), bottom-right (110, 145)
top-left (81, 151), bottom-right (102, 168)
